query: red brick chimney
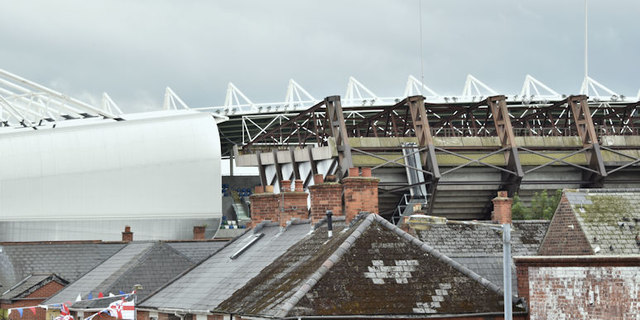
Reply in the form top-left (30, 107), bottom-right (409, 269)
top-left (492, 191), bottom-right (513, 224)
top-left (280, 179), bottom-right (308, 227)
top-left (343, 167), bottom-right (379, 223)
top-left (122, 226), bottom-right (133, 242)
top-left (309, 174), bottom-right (343, 224)
top-left (249, 185), bottom-right (279, 227)
top-left (193, 225), bottom-right (206, 240)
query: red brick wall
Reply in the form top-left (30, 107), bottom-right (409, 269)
top-left (538, 196), bottom-right (593, 255)
top-left (309, 182), bottom-right (343, 224)
top-left (343, 176), bottom-right (379, 223)
top-left (516, 256), bottom-right (640, 320)
top-left (280, 192), bottom-right (309, 227)
top-left (2, 281), bottom-right (66, 320)
top-left (249, 192), bottom-right (279, 227)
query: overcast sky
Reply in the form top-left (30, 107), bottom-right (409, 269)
top-left (0, 0), bottom-right (638, 113)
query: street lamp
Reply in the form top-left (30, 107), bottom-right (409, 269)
top-left (407, 214), bottom-right (512, 320)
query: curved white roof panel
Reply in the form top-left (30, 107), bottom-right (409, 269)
top-left (0, 111), bottom-right (222, 241)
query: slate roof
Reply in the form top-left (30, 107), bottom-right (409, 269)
top-left (166, 241), bottom-right (228, 263)
top-left (215, 214), bottom-right (523, 318)
top-left (0, 242), bottom-right (124, 290)
top-left (415, 220), bottom-right (548, 295)
top-left (564, 189), bottom-right (640, 255)
top-left (0, 274), bottom-right (68, 301)
top-left (45, 242), bottom-right (196, 309)
top-left (140, 221), bottom-right (311, 312)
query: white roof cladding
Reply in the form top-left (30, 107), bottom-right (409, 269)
top-left (0, 110), bottom-right (222, 240)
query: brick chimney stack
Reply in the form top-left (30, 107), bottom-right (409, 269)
top-left (309, 174), bottom-right (343, 224)
top-left (122, 226), bottom-right (133, 242)
top-left (343, 167), bottom-right (379, 223)
top-left (249, 185), bottom-right (279, 228)
top-left (492, 191), bottom-right (513, 224)
top-left (280, 179), bottom-right (309, 227)
top-left (193, 225), bottom-right (206, 240)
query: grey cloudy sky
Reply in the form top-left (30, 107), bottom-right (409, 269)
top-left (0, 0), bottom-right (638, 113)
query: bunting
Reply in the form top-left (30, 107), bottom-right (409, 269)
top-left (5, 292), bottom-right (134, 319)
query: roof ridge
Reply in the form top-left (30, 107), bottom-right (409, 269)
top-left (372, 214), bottom-right (509, 299)
top-left (276, 214), bottom-right (375, 318)
top-left (98, 242), bottom-right (166, 298)
top-left (138, 229), bottom-right (248, 306)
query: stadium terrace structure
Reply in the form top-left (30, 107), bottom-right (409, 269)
top-left (2, 68), bottom-right (640, 225)
top-left (226, 75), bottom-right (640, 222)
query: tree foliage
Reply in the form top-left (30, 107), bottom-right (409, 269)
top-left (511, 189), bottom-right (562, 220)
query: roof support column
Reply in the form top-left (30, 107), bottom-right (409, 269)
top-left (488, 96), bottom-right (524, 196)
top-left (325, 96), bottom-right (353, 179)
top-left (408, 95), bottom-right (440, 214)
top-left (569, 95), bottom-right (606, 187)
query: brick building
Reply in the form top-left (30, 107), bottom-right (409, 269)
top-left (538, 189), bottom-right (640, 255)
top-left (140, 171), bottom-right (524, 319)
top-left (516, 189), bottom-right (640, 319)
top-left (1, 274), bottom-right (68, 320)
top-left (515, 256), bottom-right (640, 320)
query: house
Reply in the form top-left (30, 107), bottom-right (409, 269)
top-left (0, 241), bottom-right (126, 320)
top-left (214, 213), bottom-right (525, 319)
top-left (140, 170), bottom-right (525, 319)
top-left (0, 274), bottom-right (68, 320)
top-left (515, 189), bottom-right (640, 319)
top-left (412, 192), bottom-right (549, 295)
top-left (538, 189), bottom-right (640, 255)
top-left (42, 238), bottom-right (227, 320)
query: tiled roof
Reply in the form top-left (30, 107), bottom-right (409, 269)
top-left (166, 241), bottom-right (228, 263)
top-left (44, 242), bottom-right (195, 309)
top-left (0, 242), bottom-right (124, 290)
top-left (216, 214), bottom-right (522, 318)
top-left (417, 221), bottom-right (549, 256)
top-left (0, 274), bottom-right (68, 301)
top-left (140, 221), bottom-right (311, 312)
top-left (565, 189), bottom-right (640, 255)
top-left (415, 220), bottom-right (548, 294)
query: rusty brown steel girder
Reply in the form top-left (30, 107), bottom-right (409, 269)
top-left (488, 96), bottom-right (524, 196)
top-left (568, 95), bottom-right (607, 187)
top-left (325, 96), bottom-right (353, 178)
top-left (407, 95), bottom-right (440, 215)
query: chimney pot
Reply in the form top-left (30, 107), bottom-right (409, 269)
top-left (294, 180), bottom-right (304, 192)
top-left (348, 167), bottom-right (359, 177)
top-left (193, 225), bottom-right (206, 240)
top-left (313, 174), bottom-right (324, 185)
top-left (265, 185), bottom-right (274, 193)
top-left (122, 226), bottom-right (133, 242)
top-left (361, 167), bottom-right (372, 177)
top-left (281, 180), bottom-right (292, 192)
top-left (254, 185), bottom-right (264, 194)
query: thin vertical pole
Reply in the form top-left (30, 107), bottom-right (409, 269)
top-left (502, 223), bottom-right (512, 320)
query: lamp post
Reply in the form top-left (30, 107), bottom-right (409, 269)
top-left (407, 214), bottom-right (512, 320)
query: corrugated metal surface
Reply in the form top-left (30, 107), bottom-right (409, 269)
top-left (0, 111), bottom-right (222, 241)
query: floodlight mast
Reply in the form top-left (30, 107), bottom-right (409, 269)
top-left (407, 215), bottom-right (512, 320)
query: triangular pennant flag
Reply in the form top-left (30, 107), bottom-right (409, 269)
top-left (29, 307), bottom-right (36, 315)
top-left (98, 292), bottom-right (104, 298)
top-left (88, 293), bottom-right (93, 300)
top-left (76, 293), bottom-right (82, 302)
top-left (17, 308), bottom-right (23, 318)
top-left (109, 293), bottom-right (115, 297)
top-left (119, 291), bottom-right (125, 295)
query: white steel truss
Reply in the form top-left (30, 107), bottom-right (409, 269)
top-left (403, 75), bottom-right (439, 100)
top-left (0, 68), bottom-right (118, 128)
top-left (519, 75), bottom-right (562, 101)
top-left (580, 76), bottom-right (620, 101)
top-left (461, 74), bottom-right (498, 99)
